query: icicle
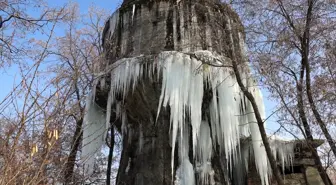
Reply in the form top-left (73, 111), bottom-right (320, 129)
top-left (250, 81), bottom-right (294, 179)
top-left (269, 136), bottom-right (294, 174)
top-left (108, 9), bottom-right (119, 40)
top-left (196, 121), bottom-right (212, 164)
top-left (175, 126), bottom-right (195, 185)
top-left (196, 121), bottom-right (214, 184)
top-left (155, 52), bottom-right (204, 177)
top-left (245, 79), bottom-right (270, 185)
top-left (125, 157), bottom-right (132, 173)
top-left (239, 91), bottom-right (251, 137)
top-left (175, 160), bottom-right (196, 185)
top-left (105, 88), bottom-right (114, 140)
top-left (132, 4), bottom-right (136, 23)
top-left (82, 93), bottom-right (106, 175)
top-left (232, 141), bottom-right (249, 185)
top-left (207, 67), bottom-right (241, 166)
top-left (139, 124), bottom-right (144, 153)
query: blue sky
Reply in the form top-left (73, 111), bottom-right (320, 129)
top-left (0, 0), bottom-right (281, 135)
top-left (0, 0), bottom-right (121, 117)
top-left (0, 0), bottom-right (119, 99)
top-left (49, 0), bottom-right (120, 13)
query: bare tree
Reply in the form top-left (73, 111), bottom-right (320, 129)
top-left (228, 0), bottom-right (336, 184)
top-left (0, 0), bottom-right (70, 67)
top-left (0, 3), bottom-right (119, 184)
top-left (49, 5), bottom-right (110, 183)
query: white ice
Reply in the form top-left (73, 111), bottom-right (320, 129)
top-left (83, 50), bottom-right (294, 184)
top-left (82, 93), bottom-right (106, 175)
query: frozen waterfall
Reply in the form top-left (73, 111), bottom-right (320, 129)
top-left (81, 50), bottom-right (294, 184)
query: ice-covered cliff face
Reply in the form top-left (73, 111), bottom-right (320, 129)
top-left (82, 1), bottom-right (294, 184)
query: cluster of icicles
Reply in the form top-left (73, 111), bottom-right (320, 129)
top-left (81, 50), bottom-right (294, 185)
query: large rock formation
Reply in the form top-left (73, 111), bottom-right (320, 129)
top-left (98, 1), bottom-right (246, 185)
top-left (84, 0), bottom-right (323, 185)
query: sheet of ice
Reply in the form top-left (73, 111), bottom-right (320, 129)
top-left (82, 93), bottom-right (106, 175)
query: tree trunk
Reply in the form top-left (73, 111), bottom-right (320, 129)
top-left (107, 127), bottom-right (115, 185)
top-left (298, 10), bottom-right (333, 181)
top-left (231, 58), bottom-right (284, 185)
top-left (302, 32), bottom-right (336, 160)
top-left (64, 118), bottom-right (83, 183)
top-left (296, 62), bottom-right (331, 185)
